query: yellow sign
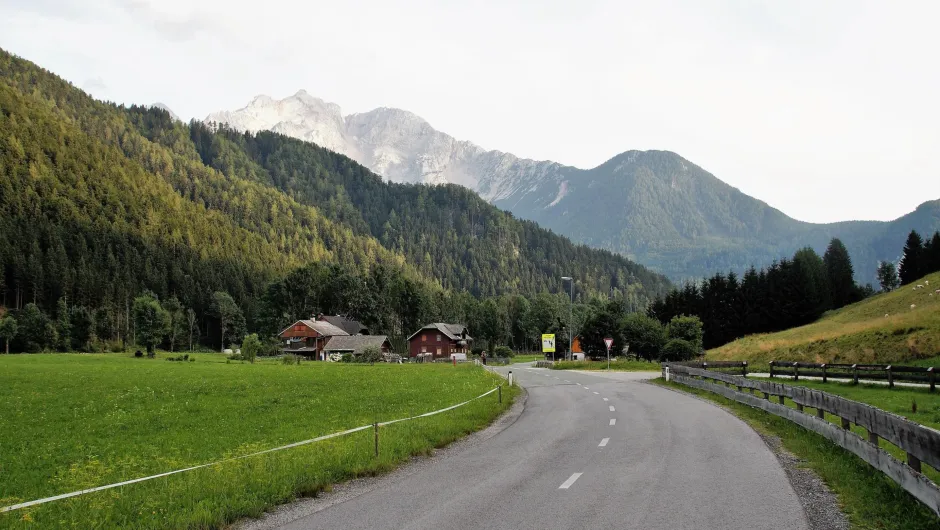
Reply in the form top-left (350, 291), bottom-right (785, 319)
top-left (541, 334), bottom-right (556, 353)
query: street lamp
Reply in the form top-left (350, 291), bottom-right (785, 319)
top-left (561, 276), bottom-right (573, 361)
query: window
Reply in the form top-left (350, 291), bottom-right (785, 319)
top-left (421, 346), bottom-right (427, 353)
top-left (437, 334), bottom-right (441, 342)
top-left (436, 347), bottom-right (441, 355)
top-left (422, 334), bottom-right (426, 342)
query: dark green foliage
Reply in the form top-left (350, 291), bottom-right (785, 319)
top-left (68, 305), bottom-right (95, 352)
top-left (15, 303), bottom-right (52, 352)
top-left (926, 232), bottom-right (940, 276)
top-left (621, 313), bottom-right (667, 361)
top-left (665, 315), bottom-right (703, 352)
top-left (241, 333), bottom-right (261, 364)
top-left (210, 292), bottom-right (245, 351)
top-left (824, 239), bottom-right (861, 308)
top-left (877, 261), bottom-right (900, 292)
top-left (660, 338), bottom-right (697, 362)
top-left (579, 301), bottom-right (625, 359)
top-left (132, 293), bottom-right (169, 356)
top-left (0, 314), bottom-right (16, 353)
top-left (899, 231), bottom-right (925, 286)
top-left (492, 345), bottom-right (514, 358)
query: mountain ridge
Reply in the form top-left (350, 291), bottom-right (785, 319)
top-left (207, 92), bottom-right (940, 283)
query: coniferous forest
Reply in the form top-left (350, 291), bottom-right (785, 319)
top-left (0, 48), bottom-right (670, 353)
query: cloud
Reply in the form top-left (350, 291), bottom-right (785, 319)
top-left (81, 76), bottom-right (107, 94)
top-left (114, 0), bottom-right (218, 41)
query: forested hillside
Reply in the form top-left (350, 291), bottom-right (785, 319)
top-left (0, 48), bottom-right (668, 351)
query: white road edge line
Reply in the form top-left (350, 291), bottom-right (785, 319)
top-left (599, 438), bottom-right (609, 447)
top-left (584, 387), bottom-right (589, 390)
top-left (609, 406), bottom-right (616, 412)
top-left (609, 419), bottom-right (616, 425)
top-left (559, 473), bottom-right (583, 489)
top-left (592, 391), bottom-right (599, 395)
top-left (564, 380), bottom-right (570, 383)
top-left (603, 398), bottom-right (609, 401)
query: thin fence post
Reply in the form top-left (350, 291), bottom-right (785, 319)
top-left (769, 361), bottom-right (775, 379)
top-left (868, 430), bottom-right (879, 446)
top-left (374, 422), bottom-right (379, 457)
top-left (929, 367), bottom-right (936, 393)
top-left (763, 392), bottom-right (770, 400)
top-left (498, 385), bottom-right (502, 404)
top-left (742, 361), bottom-right (748, 378)
top-left (908, 453), bottom-right (922, 473)
top-left (778, 395), bottom-right (785, 405)
top-left (821, 363), bottom-right (827, 384)
top-left (816, 408), bottom-right (825, 419)
top-left (841, 418), bottom-right (850, 430)
top-left (793, 362), bottom-right (800, 381)
top-left (887, 365), bottom-right (894, 389)
top-left (852, 364), bottom-right (859, 385)
top-left (796, 403), bottom-right (804, 412)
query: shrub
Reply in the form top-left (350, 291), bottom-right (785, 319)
top-left (361, 346), bottom-right (382, 365)
top-left (281, 354), bottom-right (301, 365)
top-left (241, 333), bottom-right (261, 364)
top-left (134, 349), bottom-right (143, 358)
top-left (660, 338), bottom-right (697, 362)
top-left (341, 353), bottom-right (352, 363)
top-left (666, 315), bottom-right (704, 351)
top-left (493, 346), bottom-right (514, 358)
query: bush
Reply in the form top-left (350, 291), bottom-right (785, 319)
top-left (281, 353), bottom-right (301, 365)
top-left (361, 346), bottom-right (382, 365)
top-left (134, 349), bottom-right (143, 358)
top-left (241, 333), bottom-right (261, 364)
top-left (341, 353), bottom-right (352, 363)
top-left (493, 346), bottom-right (514, 358)
top-left (166, 354), bottom-right (192, 362)
top-left (660, 339), bottom-right (697, 362)
top-left (666, 315), bottom-right (704, 351)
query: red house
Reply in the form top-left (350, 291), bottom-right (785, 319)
top-left (407, 323), bottom-right (472, 359)
top-left (278, 317), bottom-right (350, 359)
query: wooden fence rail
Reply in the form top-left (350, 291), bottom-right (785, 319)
top-left (768, 361), bottom-right (936, 391)
top-left (662, 363), bottom-right (940, 517)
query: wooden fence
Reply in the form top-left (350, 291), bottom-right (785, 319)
top-left (673, 360), bottom-right (748, 376)
top-left (662, 363), bottom-right (940, 516)
top-left (768, 361), bottom-right (936, 391)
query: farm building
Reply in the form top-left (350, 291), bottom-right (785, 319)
top-left (323, 335), bottom-right (392, 357)
top-left (407, 323), bottom-right (472, 359)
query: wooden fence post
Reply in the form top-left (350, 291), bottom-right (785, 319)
top-left (498, 385), bottom-right (502, 404)
top-left (929, 367), bottom-right (935, 393)
top-left (852, 364), bottom-right (859, 385)
top-left (841, 418), bottom-right (850, 430)
top-left (868, 430), bottom-right (878, 446)
top-left (796, 403), bottom-right (804, 412)
top-left (821, 363), bottom-right (827, 383)
top-left (769, 361), bottom-right (775, 379)
top-left (887, 365), bottom-right (894, 389)
top-left (374, 422), bottom-right (379, 457)
top-left (816, 408), bottom-right (825, 419)
top-left (778, 395), bottom-right (785, 405)
top-left (793, 362), bottom-right (799, 381)
top-left (763, 392), bottom-right (770, 400)
top-left (742, 361), bottom-right (748, 378)
top-left (908, 453), bottom-right (922, 474)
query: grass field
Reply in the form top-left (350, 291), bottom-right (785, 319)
top-left (550, 359), bottom-right (661, 371)
top-left (652, 378), bottom-right (940, 529)
top-left (0, 353), bottom-right (517, 529)
top-left (510, 353), bottom-right (543, 363)
top-left (709, 272), bottom-right (940, 364)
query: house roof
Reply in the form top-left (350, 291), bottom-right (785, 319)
top-left (320, 315), bottom-right (367, 335)
top-left (278, 319), bottom-right (350, 337)
top-left (323, 335), bottom-right (390, 354)
top-left (407, 323), bottom-right (472, 342)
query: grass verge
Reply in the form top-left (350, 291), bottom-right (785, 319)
top-left (551, 359), bottom-right (661, 371)
top-left (0, 353), bottom-right (517, 529)
top-left (651, 378), bottom-right (940, 529)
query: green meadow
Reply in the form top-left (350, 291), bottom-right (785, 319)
top-left (0, 353), bottom-right (516, 529)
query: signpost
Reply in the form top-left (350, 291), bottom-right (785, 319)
top-left (604, 337), bottom-right (614, 370)
top-left (542, 334), bottom-right (556, 362)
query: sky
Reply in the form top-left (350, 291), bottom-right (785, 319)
top-left (1, 0), bottom-right (938, 223)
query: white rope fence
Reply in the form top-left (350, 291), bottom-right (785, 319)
top-left (1, 386), bottom-right (501, 513)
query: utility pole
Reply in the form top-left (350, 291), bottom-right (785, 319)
top-left (562, 276), bottom-right (573, 361)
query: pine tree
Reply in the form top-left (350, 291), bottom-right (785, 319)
top-left (823, 238), bottom-right (858, 309)
top-left (898, 230), bottom-right (925, 285)
top-left (876, 261), bottom-right (900, 292)
top-left (926, 231), bottom-right (940, 275)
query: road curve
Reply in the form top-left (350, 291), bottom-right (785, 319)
top-left (274, 366), bottom-right (807, 530)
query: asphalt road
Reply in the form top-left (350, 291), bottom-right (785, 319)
top-left (275, 366), bottom-right (808, 530)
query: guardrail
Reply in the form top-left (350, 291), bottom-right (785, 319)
top-left (662, 363), bottom-right (940, 516)
top-left (673, 360), bottom-right (748, 376)
top-left (534, 360), bottom-right (554, 368)
top-left (769, 361), bottom-right (936, 391)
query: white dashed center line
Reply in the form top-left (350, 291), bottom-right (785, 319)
top-left (564, 380), bottom-right (570, 383)
top-left (592, 391), bottom-right (599, 395)
top-left (603, 398), bottom-right (609, 401)
top-left (583, 387), bottom-right (589, 390)
top-left (559, 473), bottom-right (583, 489)
top-left (598, 438), bottom-right (609, 447)
top-left (609, 418), bottom-right (616, 425)
top-left (609, 406), bottom-right (616, 412)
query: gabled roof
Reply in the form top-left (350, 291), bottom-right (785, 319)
top-left (278, 319), bottom-right (350, 338)
top-left (323, 335), bottom-right (390, 354)
top-left (320, 315), bottom-right (367, 335)
top-left (407, 323), bottom-right (472, 342)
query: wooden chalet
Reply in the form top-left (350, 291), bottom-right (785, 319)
top-left (407, 323), bottom-right (472, 359)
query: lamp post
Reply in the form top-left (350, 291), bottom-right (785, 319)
top-left (562, 276), bottom-right (573, 361)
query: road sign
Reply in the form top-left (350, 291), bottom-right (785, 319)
top-left (604, 338), bottom-right (614, 351)
top-left (541, 334), bottom-right (556, 353)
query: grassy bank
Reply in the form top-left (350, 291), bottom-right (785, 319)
top-left (0, 353), bottom-right (517, 529)
top-left (551, 359), bottom-right (661, 371)
top-left (651, 378), bottom-right (940, 529)
top-left (709, 272), bottom-right (940, 364)
top-left (510, 354), bottom-right (544, 363)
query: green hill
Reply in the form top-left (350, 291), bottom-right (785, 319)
top-left (0, 47), bottom-right (668, 337)
top-left (708, 272), bottom-right (940, 364)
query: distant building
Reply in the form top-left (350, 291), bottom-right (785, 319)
top-left (317, 314), bottom-right (369, 335)
top-left (278, 317), bottom-right (349, 359)
top-left (323, 335), bottom-right (392, 357)
top-left (407, 323), bottom-right (472, 359)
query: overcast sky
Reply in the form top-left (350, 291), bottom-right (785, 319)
top-left (2, 0), bottom-right (938, 223)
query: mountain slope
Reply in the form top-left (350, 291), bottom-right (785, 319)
top-left (208, 93), bottom-right (940, 283)
top-left (0, 48), bottom-right (669, 329)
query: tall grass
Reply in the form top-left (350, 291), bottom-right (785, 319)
top-left (0, 353), bottom-right (516, 528)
